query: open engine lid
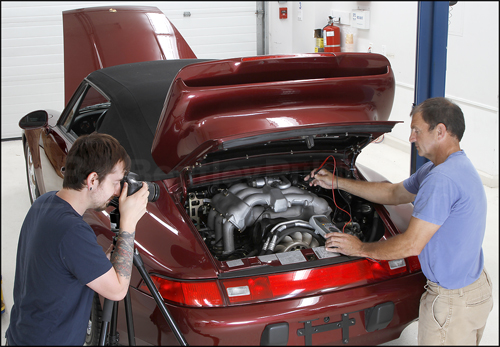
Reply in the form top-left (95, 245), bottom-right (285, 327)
top-left (151, 53), bottom-right (399, 175)
top-left (63, 6), bottom-right (196, 104)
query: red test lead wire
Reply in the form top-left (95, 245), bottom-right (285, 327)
top-left (314, 155), bottom-right (352, 232)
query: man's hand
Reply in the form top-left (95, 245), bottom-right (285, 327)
top-left (324, 216), bottom-right (439, 260)
top-left (118, 182), bottom-right (149, 232)
top-left (324, 232), bottom-right (365, 257)
top-left (304, 168), bottom-right (335, 189)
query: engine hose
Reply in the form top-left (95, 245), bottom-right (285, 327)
top-left (259, 236), bottom-right (271, 255)
top-left (266, 221), bottom-right (312, 252)
top-left (261, 219), bottom-right (327, 254)
top-left (255, 217), bottom-right (287, 246)
top-left (270, 220), bottom-right (311, 237)
top-left (264, 227), bottom-right (317, 255)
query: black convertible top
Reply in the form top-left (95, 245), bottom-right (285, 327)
top-left (89, 59), bottom-right (209, 181)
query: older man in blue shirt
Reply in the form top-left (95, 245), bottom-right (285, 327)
top-left (306, 97), bottom-right (492, 345)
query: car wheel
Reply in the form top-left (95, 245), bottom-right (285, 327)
top-left (85, 293), bottom-right (103, 346)
top-left (24, 141), bottom-right (40, 204)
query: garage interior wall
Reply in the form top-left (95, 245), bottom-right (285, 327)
top-left (265, 1), bottom-right (498, 187)
top-left (2, 1), bottom-right (498, 187)
top-left (1, 1), bottom-right (257, 137)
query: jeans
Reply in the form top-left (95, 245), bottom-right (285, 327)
top-left (418, 268), bottom-right (493, 345)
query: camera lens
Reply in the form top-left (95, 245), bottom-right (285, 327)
top-left (145, 181), bottom-right (160, 202)
top-left (121, 172), bottom-right (160, 202)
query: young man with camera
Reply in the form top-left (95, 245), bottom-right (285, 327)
top-left (306, 97), bottom-right (492, 345)
top-left (6, 133), bottom-right (149, 345)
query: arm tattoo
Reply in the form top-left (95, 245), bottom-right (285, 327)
top-left (111, 230), bottom-right (135, 279)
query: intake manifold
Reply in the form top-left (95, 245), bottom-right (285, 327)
top-left (207, 176), bottom-right (332, 254)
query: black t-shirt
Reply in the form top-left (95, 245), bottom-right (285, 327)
top-left (6, 191), bottom-right (112, 345)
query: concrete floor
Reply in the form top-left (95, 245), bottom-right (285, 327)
top-left (1, 138), bottom-right (498, 345)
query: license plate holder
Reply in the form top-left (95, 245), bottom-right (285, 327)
top-left (297, 313), bottom-right (356, 345)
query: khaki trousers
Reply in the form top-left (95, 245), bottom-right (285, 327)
top-left (418, 268), bottom-right (493, 345)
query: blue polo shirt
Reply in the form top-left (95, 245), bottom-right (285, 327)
top-left (403, 150), bottom-right (487, 289)
top-left (6, 191), bottom-right (112, 345)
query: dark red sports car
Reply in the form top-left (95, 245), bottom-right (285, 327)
top-left (19, 6), bottom-right (425, 346)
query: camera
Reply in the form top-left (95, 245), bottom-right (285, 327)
top-left (121, 172), bottom-right (160, 202)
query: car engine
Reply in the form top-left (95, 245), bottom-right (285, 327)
top-left (186, 172), bottom-right (384, 261)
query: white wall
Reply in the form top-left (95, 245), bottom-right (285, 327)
top-left (266, 1), bottom-right (498, 187)
top-left (1, 1), bottom-right (257, 139)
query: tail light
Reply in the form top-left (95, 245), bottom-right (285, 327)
top-left (223, 259), bottom-right (409, 305)
top-left (405, 255), bottom-right (422, 272)
top-left (139, 257), bottom-right (413, 307)
top-left (139, 277), bottom-right (224, 307)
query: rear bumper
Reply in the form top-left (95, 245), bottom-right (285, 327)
top-left (115, 271), bottom-right (426, 345)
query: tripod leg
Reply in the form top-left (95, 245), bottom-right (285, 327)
top-left (99, 299), bottom-right (115, 346)
top-left (109, 301), bottom-right (119, 346)
top-left (100, 221), bottom-right (119, 346)
top-left (99, 321), bottom-right (109, 346)
top-left (133, 248), bottom-right (189, 346)
top-left (124, 290), bottom-right (136, 346)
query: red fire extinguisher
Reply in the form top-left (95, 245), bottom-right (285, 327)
top-left (323, 16), bottom-right (341, 53)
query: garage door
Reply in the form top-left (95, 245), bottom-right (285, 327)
top-left (1, 1), bottom-right (258, 139)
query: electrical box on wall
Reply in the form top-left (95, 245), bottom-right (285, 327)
top-left (352, 10), bottom-right (370, 29)
top-left (279, 7), bottom-right (288, 19)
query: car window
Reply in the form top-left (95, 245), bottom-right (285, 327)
top-left (61, 85), bottom-right (110, 137)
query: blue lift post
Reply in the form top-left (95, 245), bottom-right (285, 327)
top-left (411, 1), bottom-right (450, 174)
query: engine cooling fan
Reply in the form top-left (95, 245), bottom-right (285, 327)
top-left (274, 230), bottom-right (321, 253)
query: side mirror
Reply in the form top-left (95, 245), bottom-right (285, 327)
top-left (19, 110), bottom-right (49, 130)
